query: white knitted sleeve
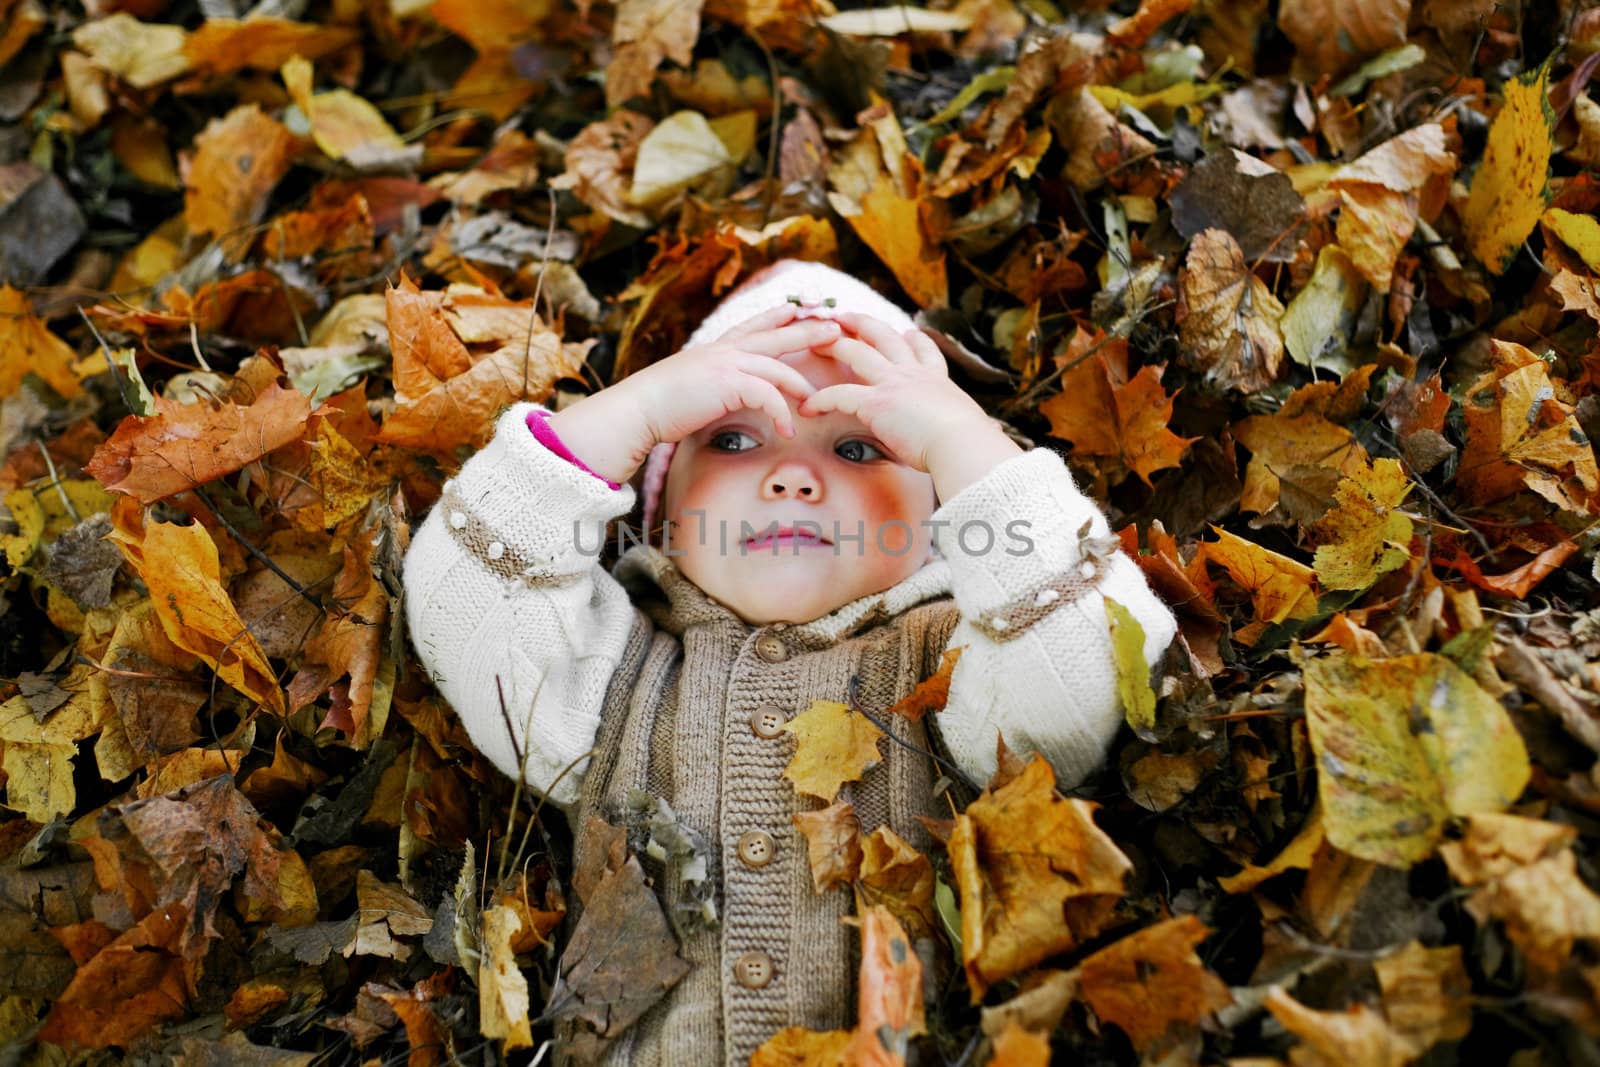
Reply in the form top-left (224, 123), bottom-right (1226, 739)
top-left (926, 447), bottom-right (1178, 792)
top-left (403, 401), bottom-right (642, 809)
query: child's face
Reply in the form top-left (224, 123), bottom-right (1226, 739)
top-left (659, 349), bottom-right (938, 626)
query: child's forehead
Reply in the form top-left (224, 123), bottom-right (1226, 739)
top-left (776, 349), bottom-right (862, 390)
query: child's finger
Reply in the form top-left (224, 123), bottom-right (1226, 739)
top-left (726, 372), bottom-right (798, 437)
top-left (737, 355), bottom-right (817, 400)
top-left (835, 313), bottom-right (917, 364)
top-left (799, 382), bottom-right (872, 419)
top-left (904, 329), bottom-right (948, 373)
top-left (735, 319), bottom-right (842, 356)
top-left (717, 303), bottom-right (801, 342)
top-left (810, 336), bottom-right (893, 383)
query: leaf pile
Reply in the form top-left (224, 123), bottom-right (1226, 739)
top-left (2, 0), bottom-right (1600, 1062)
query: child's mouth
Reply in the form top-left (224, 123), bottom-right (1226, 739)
top-left (743, 530), bottom-right (832, 551)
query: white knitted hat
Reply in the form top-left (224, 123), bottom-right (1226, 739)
top-left (639, 260), bottom-right (918, 539)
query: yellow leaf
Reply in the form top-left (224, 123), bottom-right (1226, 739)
top-left (71, 13), bottom-right (191, 89)
top-left (1218, 800), bottom-right (1326, 893)
top-left (1105, 598), bottom-right (1156, 738)
top-left (282, 57), bottom-right (416, 170)
top-left (479, 904), bottom-right (534, 1050)
top-left (1301, 651), bottom-right (1531, 867)
top-left (1088, 81), bottom-right (1222, 113)
top-left (1542, 206), bottom-right (1600, 272)
top-left (108, 511), bottom-right (285, 715)
top-left (1282, 245), bottom-right (1367, 374)
top-left (1462, 849), bottom-right (1600, 975)
top-left (1265, 987), bottom-right (1412, 1067)
top-left (1233, 410), bottom-right (1368, 516)
top-left (780, 700), bottom-right (885, 803)
top-left (1463, 64), bottom-right (1555, 274)
top-left (1199, 528), bottom-right (1320, 626)
top-left (1437, 811), bottom-right (1577, 886)
top-left (0, 286), bottom-right (84, 400)
top-left (751, 1026), bottom-right (851, 1066)
top-left (1372, 942), bottom-right (1472, 1058)
top-left (1311, 458), bottom-right (1414, 590)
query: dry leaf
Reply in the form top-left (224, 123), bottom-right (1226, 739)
top-left (1264, 987), bottom-right (1411, 1067)
top-left (608, 0), bottom-right (704, 108)
top-left (183, 105), bottom-right (298, 240)
top-left (1310, 458), bottom-right (1415, 590)
top-left (792, 800), bottom-right (863, 893)
top-left (1177, 228), bottom-right (1285, 393)
top-left (1301, 650), bottom-right (1531, 867)
top-left (1372, 941), bottom-right (1472, 1057)
top-left (843, 906), bottom-right (926, 1066)
top-left (780, 699), bottom-right (886, 803)
top-left (1077, 915), bottom-right (1232, 1051)
top-left (0, 285), bottom-right (83, 399)
top-left (888, 646), bottom-right (963, 722)
top-left (948, 755), bottom-right (1132, 999)
top-left (1463, 64), bottom-right (1555, 274)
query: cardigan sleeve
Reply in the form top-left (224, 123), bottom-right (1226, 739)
top-left (925, 446), bottom-right (1178, 792)
top-left (402, 401), bottom-right (644, 809)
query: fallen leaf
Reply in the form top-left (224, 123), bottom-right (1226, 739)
top-left (542, 855), bottom-right (690, 1060)
top-left (550, 110), bottom-right (656, 228)
top-left (1040, 333), bottom-right (1195, 485)
top-left (183, 17), bottom-right (358, 78)
top-left (1463, 64), bottom-right (1555, 274)
top-left (1177, 228), bottom-right (1285, 393)
top-left (1281, 245), bottom-right (1367, 374)
top-left (1264, 986), bottom-right (1411, 1067)
top-left (0, 285), bottom-right (83, 399)
top-left (1437, 811), bottom-right (1577, 885)
top-left (855, 826), bottom-right (937, 944)
top-left (282, 57), bottom-right (419, 172)
top-left (843, 906), bottom-right (926, 1066)
top-left (71, 13), bottom-right (190, 90)
top-left (1462, 849), bottom-right (1600, 975)
top-left (1301, 650), bottom-right (1531, 867)
top-left (1105, 598), bottom-right (1157, 738)
top-left (1077, 915), bottom-right (1232, 1051)
top-left (1218, 802), bottom-right (1326, 893)
top-left (479, 904), bottom-right (534, 1050)
top-left (628, 110), bottom-right (733, 206)
top-left (984, 1019), bottom-right (1051, 1065)
top-left (792, 800), bottom-right (863, 893)
top-left (608, 0), bottom-right (704, 108)
top-left (36, 906), bottom-right (192, 1049)
top-left (1310, 458), bottom-right (1415, 590)
top-left (349, 870), bottom-right (433, 961)
top-left (1277, 0), bottom-right (1409, 77)
top-left (106, 511), bottom-right (286, 715)
top-left (1232, 410), bottom-right (1368, 518)
top-left (948, 755), bottom-right (1132, 999)
top-left (1168, 148), bottom-right (1305, 261)
top-left (1372, 941), bottom-right (1472, 1057)
top-left (750, 1027), bottom-right (852, 1066)
top-left (781, 699), bottom-right (886, 803)
top-left (1198, 528), bottom-right (1320, 627)
top-left (183, 105), bottom-right (298, 240)
top-left (888, 646), bottom-right (962, 722)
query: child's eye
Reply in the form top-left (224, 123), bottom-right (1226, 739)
top-left (837, 439), bottom-right (887, 463)
top-left (709, 430), bottom-right (759, 452)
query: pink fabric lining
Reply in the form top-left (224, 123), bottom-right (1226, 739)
top-left (526, 408), bottom-right (622, 490)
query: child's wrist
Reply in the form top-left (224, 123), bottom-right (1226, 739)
top-left (543, 391), bottom-right (655, 485)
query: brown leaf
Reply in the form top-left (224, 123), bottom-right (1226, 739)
top-left (1277, 0), bottom-right (1409, 76)
top-left (1232, 410), bottom-right (1368, 518)
top-left (544, 855), bottom-right (691, 1061)
top-left (550, 111), bottom-right (656, 228)
top-left (792, 800), bottom-right (863, 893)
top-left (948, 755), bottom-right (1132, 999)
top-left (1077, 915), bottom-right (1232, 1051)
top-left (888, 646), bottom-right (963, 723)
top-left (1177, 228), bottom-right (1285, 393)
top-left (37, 905), bottom-right (193, 1049)
top-left (1372, 941), bottom-right (1472, 1057)
top-left (781, 699), bottom-right (886, 803)
top-left (608, 0), bottom-right (704, 108)
top-left (855, 826), bottom-right (937, 944)
top-left (86, 381), bottom-right (312, 504)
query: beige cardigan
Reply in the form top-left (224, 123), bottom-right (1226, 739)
top-left (403, 402), bottom-right (1178, 1065)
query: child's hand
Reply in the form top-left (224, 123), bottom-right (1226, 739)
top-left (800, 313), bottom-right (997, 474)
top-left (623, 305), bottom-right (842, 448)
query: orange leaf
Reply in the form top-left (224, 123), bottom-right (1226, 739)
top-left (1077, 915), bottom-right (1232, 1051)
top-left (750, 1026), bottom-right (852, 1066)
top-left (780, 700), bottom-right (885, 803)
top-left (183, 104), bottom-right (298, 240)
top-left (0, 285), bottom-right (82, 399)
top-left (843, 907), bottom-right (926, 1067)
top-left (37, 906), bottom-right (192, 1049)
top-left (947, 755), bottom-right (1132, 1000)
top-left (107, 509), bottom-right (285, 715)
top-left (1232, 410), bottom-right (1368, 516)
top-left (888, 646), bottom-right (963, 723)
top-left (378, 275), bottom-right (592, 453)
top-left (855, 827), bottom-right (937, 944)
top-left (1041, 334), bottom-right (1195, 486)
top-left (85, 381), bottom-right (312, 504)
top-left (1197, 527), bottom-right (1320, 629)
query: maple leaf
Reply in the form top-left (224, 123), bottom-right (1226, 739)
top-left (1300, 650), bottom-right (1531, 867)
top-left (0, 285), bottom-right (83, 400)
top-left (1310, 458), bottom-right (1415, 590)
top-left (1197, 527), bottom-right (1320, 629)
top-left (85, 380), bottom-right (312, 504)
top-left (792, 800), bottom-right (863, 893)
top-left (1077, 915), bottom-right (1232, 1052)
top-left (36, 906), bottom-right (193, 1049)
top-left (1177, 228), bottom-right (1285, 393)
top-left (1463, 63), bottom-right (1556, 274)
top-left (780, 699), bottom-right (886, 803)
top-left (888, 646), bottom-right (963, 723)
top-left (379, 275), bottom-right (592, 453)
top-left (106, 506), bottom-right (286, 716)
top-left (855, 826), bottom-right (937, 944)
top-left (947, 755), bottom-right (1132, 1000)
top-left (1039, 331), bottom-right (1195, 486)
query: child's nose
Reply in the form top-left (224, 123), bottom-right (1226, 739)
top-left (760, 460), bottom-right (822, 503)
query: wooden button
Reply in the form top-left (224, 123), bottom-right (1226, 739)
top-left (734, 951), bottom-right (774, 989)
top-left (750, 706), bottom-right (787, 739)
top-left (737, 830), bottom-right (776, 868)
top-left (755, 633), bottom-right (788, 663)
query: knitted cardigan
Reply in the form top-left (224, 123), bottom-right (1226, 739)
top-left (403, 401), bottom-right (1178, 1066)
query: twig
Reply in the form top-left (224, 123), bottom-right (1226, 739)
top-left (192, 485), bottom-right (333, 615)
top-left (35, 441), bottom-right (80, 522)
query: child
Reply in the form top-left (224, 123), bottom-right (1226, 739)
top-left (403, 259), bottom-right (1177, 1065)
